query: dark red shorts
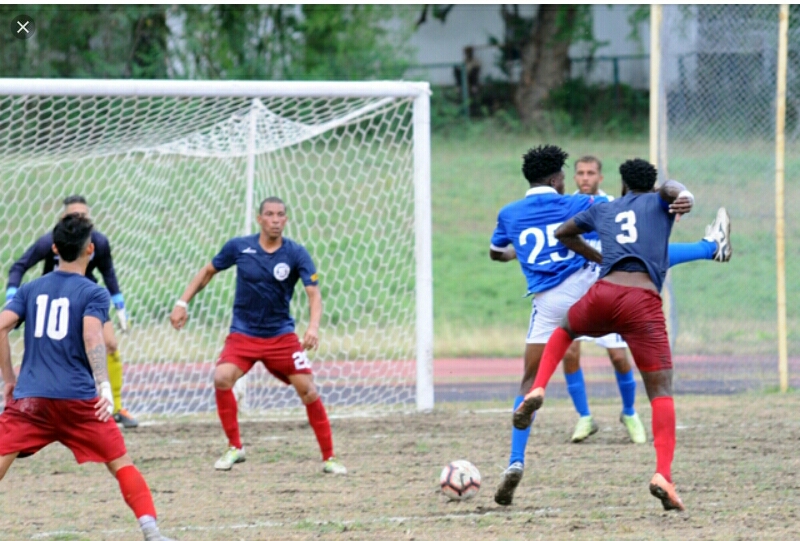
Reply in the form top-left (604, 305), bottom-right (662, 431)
top-left (0, 397), bottom-right (127, 463)
top-left (567, 280), bottom-right (672, 372)
top-left (217, 332), bottom-right (313, 384)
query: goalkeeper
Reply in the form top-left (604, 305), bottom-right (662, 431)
top-left (5, 195), bottom-right (138, 429)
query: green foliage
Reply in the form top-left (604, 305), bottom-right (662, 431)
top-left (542, 78), bottom-right (649, 137)
top-left (0, 5), bottom-right (415, 81)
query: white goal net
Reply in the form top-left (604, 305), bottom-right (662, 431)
top-left (0, 79), bottom-right (432, 417)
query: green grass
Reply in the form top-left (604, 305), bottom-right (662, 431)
top-left (2, 122), bottom-right (798, 359)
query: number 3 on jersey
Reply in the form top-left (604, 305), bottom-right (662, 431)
top-left (519, 222), bottom-right (575, 265)
top-left (34, 294), bottom-right (70, 340)
top-left (615, 210), bottom-right (638, 244)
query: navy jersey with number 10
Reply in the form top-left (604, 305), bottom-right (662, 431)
top-left (491, 186), bottom-right (606, 295)
top-left (212, 234), bottom-right (319, 339)
top-left (4, 271), bottom-right (110, 400)
top-left (573, 191), bottom-right (675, 292)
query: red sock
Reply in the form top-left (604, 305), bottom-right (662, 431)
top-left (215, 388), bottom-right (242, 449)
top-left (306, 398), bottom-right (334, 461)
top-left (116, 465), bottom-right (157, 519)
top-left (532, 327), bottom-right (574, 390)
top-left (651, 396), bottom-right (676, 483)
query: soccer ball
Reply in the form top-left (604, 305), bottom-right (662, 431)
top-left (439, 460), bottom-right (481, 501)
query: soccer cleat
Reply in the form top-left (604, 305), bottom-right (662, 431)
top-left (570, 415), bottom-right (599, 442)
top-left (620, 412), bottom-right (647, 444)
top-left (113, 408), bottom-right (139, 429)
top-left (649, 473), bottom-right (685, 511)
top-left (214, 446), bottom-right (246, 471)
top-left (512, 392), bottom-right (544, 430)
top-left (494, 461), bottom-right (524, 506)
top-left (322, 457), bottom-right (348, 475)
top-left (703, 207), bottom-right (732, 262)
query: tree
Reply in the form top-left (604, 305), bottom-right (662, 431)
top-left (418, 4), bottom-right (604, 128)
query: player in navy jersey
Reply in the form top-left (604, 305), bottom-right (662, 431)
top-left (561, 156), bottom-right (732, 445)
top-left (169, 196), bottom-right (346, 475)
top-left (6, 195), bottom-right (138, 429)
top-left (514, 158), bottom-right (693, 512)
top-left (489, 145), bottom-right (694, 507)
top-left (0, 213), bottom-right (175, 541)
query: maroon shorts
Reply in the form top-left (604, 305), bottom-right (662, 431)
top-left (0, 397), bottom-right (127, 463)
top-left (567, 280), bottom-right (672, 372)
top-left (217, 332), bottom-right (313, 384)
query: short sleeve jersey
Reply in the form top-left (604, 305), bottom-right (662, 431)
top-left (573, 191), bottom-right (674, 292)
top-left (490, 187), bottom-right (607, 295)
top-left (211, 234), bottom-right (319, 338)
top-left (4, 271), bottom-right (110, 400)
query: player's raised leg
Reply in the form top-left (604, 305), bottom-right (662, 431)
top-left (213, 357), bottom-right (247, 471)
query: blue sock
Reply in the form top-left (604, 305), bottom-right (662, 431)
top-left (668, 240), bottom-right (716, 267)
top-left (565, 369), bottom-right (591, 417)
top-left (509, 395), bottom-right (533, 465)
top-left (615, 369), bottom-right (637, 416)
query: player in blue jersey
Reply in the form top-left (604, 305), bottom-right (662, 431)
top-left (169, 196), bottom-right (346, 475)
top-left (514, 158), bottom-right (693, 512)
top-left (6, 195), bottom-right (138, 429)
top-left (561, 156), bottom-right (732, 445)
top-left (489, 145), bottom-right (694, 507)
top-left (0, 213), bottom-right (175, 541)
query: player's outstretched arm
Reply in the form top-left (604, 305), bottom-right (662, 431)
top-left (301, 285), bottom-right (322, 351)
top-left (169, 263), bottom-right (218, 331)
top-left (84, 315), bottom-right (113, 421)
top-left (6, 236), bottom-right (51, 301)
top-left (555, 219), bottom-right (602, 264)
top-left (93, 236), bottom-right (128, 332)
top-left (0, 310), bottom-right (20, 404)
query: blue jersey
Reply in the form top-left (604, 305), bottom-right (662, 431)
top-left (211, 234), bottom-right (319, 338)
top-left (4, 271), bottom-right (110, 400)
top-left (573, 191), bottom-right (674, 292)
top-left (490, 187), bottom-right (606, 295)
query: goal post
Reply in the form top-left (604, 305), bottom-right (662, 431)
top-left (0, 78), bottom-right (433, 416)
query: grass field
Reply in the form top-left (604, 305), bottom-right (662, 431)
top-left (2, 392), bottom-right (800, 540)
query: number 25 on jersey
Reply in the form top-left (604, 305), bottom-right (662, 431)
top-left (519, 222), bottom-right (575, 265)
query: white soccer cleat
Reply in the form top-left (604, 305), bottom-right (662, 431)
top-left (214, 446), bottom-right (246, 471)
top-left (494, 461), bottom-right (524, 506)
top-left (704, 207), bottom-right (732, 262)
top-left (322, 457), bottom-right (347, 475)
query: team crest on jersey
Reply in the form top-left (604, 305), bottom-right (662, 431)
top-left (273, 262), bottom-right (291, 281)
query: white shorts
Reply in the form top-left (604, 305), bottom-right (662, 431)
top-left (526, 266), bottom-right (598, 344)
top-left (576, 332), bottom-right (629, 349)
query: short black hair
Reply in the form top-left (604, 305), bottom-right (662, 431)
top-left (619, 159), bottom-right (657, 192)
top-left (62, 194), bottom-right (88, 207)
top-left (259, 196), bottom-right (286, 214)
top-left (522, 145), bottom-right (569, 185)
top-left (53, 213), bottom-right (93, 262)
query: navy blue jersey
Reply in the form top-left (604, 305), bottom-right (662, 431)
top-left (4, 271), bottom-right (110, 400)
top-left (490, 187), bottom-right (607, 295)
top-left (211, 234), bottom-right (318, 338)
top-left (7, 230), bottom-right (122, 296)
top-left (573, 191), bottom-right (674, 292)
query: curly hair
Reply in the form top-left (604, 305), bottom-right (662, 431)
top-left (619, 158), bottom-right (657, 192)
top-left (521, 145), bottom-right (568, 184)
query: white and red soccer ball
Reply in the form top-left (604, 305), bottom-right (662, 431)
top-left (439, 460), bottom-right (481, 501)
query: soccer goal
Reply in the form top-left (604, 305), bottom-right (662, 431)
top-left (0, 79), bottom-right (433, 416)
